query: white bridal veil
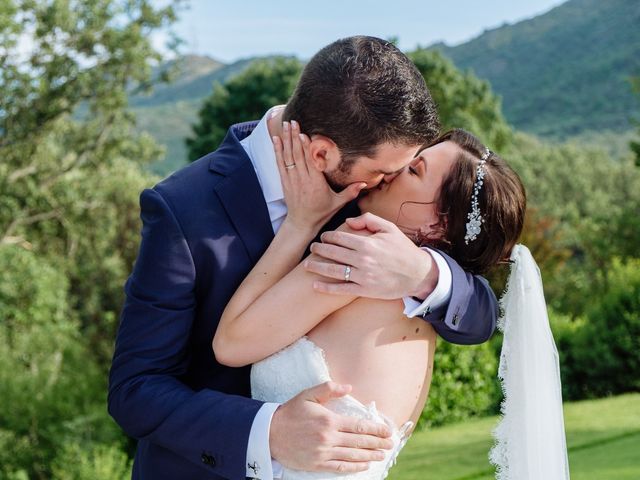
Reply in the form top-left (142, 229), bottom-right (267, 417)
top-left (489, 244), bottom-right (571, 479)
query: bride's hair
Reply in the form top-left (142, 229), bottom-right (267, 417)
top-left (415, 129), bottom-right (526, 274)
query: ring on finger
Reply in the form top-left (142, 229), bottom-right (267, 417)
top-left (344, 265), bottom-right (352, 282)
top-left (285, 163), bottom-right (296, 169)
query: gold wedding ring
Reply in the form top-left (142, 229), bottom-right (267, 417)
top-left (344, 265), bottom-right (352, 282)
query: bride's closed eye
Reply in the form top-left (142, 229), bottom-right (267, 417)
top-left (408, 156), bottom-right (426, 176)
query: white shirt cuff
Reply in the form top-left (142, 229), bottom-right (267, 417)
top-left (402, 248), bottom-right (452, 318)
top-left (246, 402), bottom-right (283, 479)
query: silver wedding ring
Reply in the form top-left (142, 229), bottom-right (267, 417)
top-left (344, 265), bottom-right (351, 282)
top-left (285, 163), bottom-right (296, 169)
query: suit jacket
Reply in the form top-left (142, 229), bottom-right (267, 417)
top-left (108, 121), bottom-right (498, 480)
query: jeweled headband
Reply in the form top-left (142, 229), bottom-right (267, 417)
top-left (464, 148), bottom-right (491, 245)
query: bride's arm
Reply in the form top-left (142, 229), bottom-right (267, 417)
top-left (214, 225), bottom-right (363, 367)
top-left (213, 122), bottom-right (365, 367)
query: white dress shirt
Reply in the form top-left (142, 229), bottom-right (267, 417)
top-left (241, 106), bottom-right (452, 479)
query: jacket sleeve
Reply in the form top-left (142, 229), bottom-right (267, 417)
top-left (107, 187), bottom-right (264, 479)
top-left (419, 249), bottom-right (498, 345)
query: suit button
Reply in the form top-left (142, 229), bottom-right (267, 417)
top-left (201, 453), bottom-right (216, 466)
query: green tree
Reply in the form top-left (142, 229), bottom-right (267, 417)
top-left (631, 76), bottom-right (640, 166)
top-left (407, 48), bottom-right (513, 151)
top-left (0, 0), bottom-right (177, 242)
top-left (186, 57), bottom-right (303, 161)
top-left (506, 132), bottom-right (640, 314)
top-left (0, 246), bottom-right (125, 478)
top-left (0, 1), bottom-right (180, 476)
top-left (567, 258), bottom-right (640, 399)
top-left (419, 341), bottom-right (499, 428)
top-left (0, 0), bottom-right (180, 355)
top-left (187, 49), bottom-right (514, 161)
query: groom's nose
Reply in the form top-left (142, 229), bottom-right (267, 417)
top-left (383, 171), bottom-right (401, 183)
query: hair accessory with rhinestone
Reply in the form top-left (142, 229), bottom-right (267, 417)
top-left (464, 147), bottom-right (491, 245)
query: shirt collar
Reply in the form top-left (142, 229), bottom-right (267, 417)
top-left (240, 105), bottom-right (286, 204)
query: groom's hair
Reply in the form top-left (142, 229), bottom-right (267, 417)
top-left (283, 36), bottom-right (440, 169)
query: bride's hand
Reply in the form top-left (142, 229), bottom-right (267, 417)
top-left (273, 120), bottom-right (366, 234)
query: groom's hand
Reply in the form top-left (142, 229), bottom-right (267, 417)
top-left (305, 213), bottom-right (438, 300)
top-left (269, 381), bottom-right (393, 473)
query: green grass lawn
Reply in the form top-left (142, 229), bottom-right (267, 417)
top-left (388, 393), bottom-right (640, 480)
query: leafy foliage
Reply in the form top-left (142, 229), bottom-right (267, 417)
top-left (408, 48), bottom-right (512, 151)
top-left (0, 246), bottom-right (124, 478)
top-left (52, 443), bottom-right (133, 480)
top-left (186, 49), bottom-right (513, 162)
top-left (504, 132), bottom-right (640, 315)
top-left (566, 259), bottom-right (640, 399)
top-left (0, 0), bottom-right (175, 477)
top-left (631, 76), bottom-right (640, 166)
top-left (186, 57), bottom-right (303, 161)
top-left (419, 341), bottom-right (499, 428)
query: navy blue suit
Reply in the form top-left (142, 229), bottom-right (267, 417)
top-left (108, 122), bottom-right (498, 479)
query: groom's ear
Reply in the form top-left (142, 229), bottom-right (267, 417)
top-left (308, 135), bottom-right (339, 172)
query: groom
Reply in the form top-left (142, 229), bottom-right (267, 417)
top-left (108, 36), bottom-right (498, 479)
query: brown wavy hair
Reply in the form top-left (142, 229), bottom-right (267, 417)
top-left (416, 129), bottom-right (526, 274)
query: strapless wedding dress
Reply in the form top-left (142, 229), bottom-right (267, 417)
top-left (251, 337), bottom-right (413, 480)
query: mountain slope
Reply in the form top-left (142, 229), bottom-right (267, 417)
top-left (130, 55), bottom-right (254, 108)
top-left (133, 0), bottom-right (640, 175)
top-left (434, 0), bottom-right (640, 138)
top-left (131, 55), bottom-right (283, 174)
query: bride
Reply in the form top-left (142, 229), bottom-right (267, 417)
top-left (213, 127), bottom-right (563, 479)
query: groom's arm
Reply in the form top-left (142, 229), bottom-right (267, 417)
top-left (108, 188), bottom-right (264, 479)
top-left (305, 213), bottom-right (497, 345)
top-left (403, 249), bottom-right (498, 345)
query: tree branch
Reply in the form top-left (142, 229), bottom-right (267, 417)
top-left (1, 209), bottom-right (63, 242)
top-left (8, 163), bottom-right (39, 183)
top-left (40, 119), bottom-right (115, 190)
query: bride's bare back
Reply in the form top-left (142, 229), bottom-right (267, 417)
top-left (307, 297), bottom-right (436, 428)
top-left (217, 219), bottom-right (436, 430)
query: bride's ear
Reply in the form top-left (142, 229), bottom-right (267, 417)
top-left (308, 135), bottom-right (338, 172)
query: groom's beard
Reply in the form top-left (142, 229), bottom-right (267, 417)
top-left (323, 169), bottom-right (349, 193)
top-left (323, 169), bottom-right (377, 200)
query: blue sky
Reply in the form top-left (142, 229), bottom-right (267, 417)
top-left (168, 0), bottom-right (567, 63)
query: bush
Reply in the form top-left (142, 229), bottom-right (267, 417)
top-left (569, 258), bottom-right (640, 398)
top-left (52, 442), bottom-right (133, 480)
top-left (548, 308), bottom-right (588, 401)
top-left (419, 339), bottom-right (499, 428)
top-left (0, 246), bottom-right (124, 478)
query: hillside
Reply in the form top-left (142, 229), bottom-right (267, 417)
top-left (130, 55), bottom-right (255, 108)
top-left (434, 0), bottom-right (640, 138)
top-left (132, 0), bottom-right (640, 175)
top-left (130, 55), bottom-right (272, 174)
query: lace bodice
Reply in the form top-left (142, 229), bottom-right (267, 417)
top-left (251, 337), bottom-right (413, 480)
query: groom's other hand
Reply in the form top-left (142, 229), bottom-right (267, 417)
top-left (306, 213), bottom-right (438, 300)
top-left (270, 381), bottom-right (393, 473)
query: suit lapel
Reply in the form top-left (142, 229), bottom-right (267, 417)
top-left (211, 123), bottom-right (274, 263)
top-left (210, 121), bottom-right (362, 263)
